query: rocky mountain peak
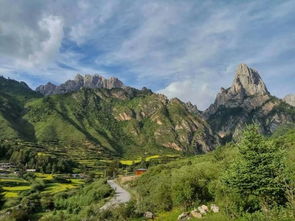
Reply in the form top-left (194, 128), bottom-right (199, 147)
top-left (230, 64), bottom-right (270, 96)
top-left (36, 74), bottom-right (125, 95)
top-left (283, 94), bottom-right (295, 107)
top-left (206, 64), bottom-right (270, 110)
top-left (204, 64), bottom-right (295, 140)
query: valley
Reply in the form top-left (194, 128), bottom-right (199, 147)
top-left (0, 64), bottom-right (294, 220)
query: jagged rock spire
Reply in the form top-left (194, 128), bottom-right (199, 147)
top-left (204, 64), bottom-right (272, 117)
top-left (230, 64), bottom-right (269, 96)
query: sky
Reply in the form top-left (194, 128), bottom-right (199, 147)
top-left (0, 0), bottom-right (294, 110)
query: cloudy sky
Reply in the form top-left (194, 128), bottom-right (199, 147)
top-left (0, 0), bottom-right (294, 110)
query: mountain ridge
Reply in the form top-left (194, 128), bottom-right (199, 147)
top-left (0, 64), bottom-right (294, 155)
top-left (0, 76), bottom-right (219, 156)
top-left (36, 74), bottom-right (125, 96)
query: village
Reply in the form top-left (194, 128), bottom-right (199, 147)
top-left (0, 153), bottom-right (177, 202)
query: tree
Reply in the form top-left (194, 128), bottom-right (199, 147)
top-left (224, 125), bottom-right (287, 211)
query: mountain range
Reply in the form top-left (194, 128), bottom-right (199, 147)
top-left (0, 64), bottom-right (294, 156)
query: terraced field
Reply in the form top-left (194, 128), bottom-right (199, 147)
top-left (0, 173), bottom-right (85, 199)
top-left (119, 154), bottom-right (180, 165)
top-left (0, 177), bottom-right (30, 198)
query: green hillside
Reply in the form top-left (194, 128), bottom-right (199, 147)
top-left (0, 76), bottom-right (41, 103)
top-left (124, 125), bottom-right (295, 220)
top-left (23, 88), bottom-right (218, 156)
top-left (0, 77), bottom-right (218, 157)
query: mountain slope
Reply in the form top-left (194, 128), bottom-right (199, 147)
top-left (204, 64), bottom-right (295, 141)
top-left (0, 76), bottom-right (42, 103)
top-left (0, 76), bottom-right (219, 155)
top-left (0, 76), bottom-right (41, 140)
top-left (23, 87), bottom-right (218, 155)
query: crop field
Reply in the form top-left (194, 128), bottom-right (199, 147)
top-left (3, 186), bottom-right (31, 191)
top-left (4, 192), bottom-right (18, 198)
top-left (0, 176), bottom-right (30, 198)
top-left (120, 154), bottom-right (180, 165)
top-left (0, 172), bottom-right (85, 199)
top-left (0, 178), bottom-right (28, 183)
top-left (43, 182), bottom-right (79, 194)
top-left (35, 172), bottom-right (54, 180)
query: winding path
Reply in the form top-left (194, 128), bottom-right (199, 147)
top-left (100, 180), bottom-right (131, 210)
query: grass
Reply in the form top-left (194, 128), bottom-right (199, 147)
top-left (156, 208), bottom-right (182, 221)
top-left (3, 186), bottom-right (31, 191)
top-left (155, 208), bottom-right (228, 221)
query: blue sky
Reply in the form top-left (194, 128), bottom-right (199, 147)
top-left (0, 0), bottom-right (294, 110)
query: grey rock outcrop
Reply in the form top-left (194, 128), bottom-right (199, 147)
top-left (206, 64), bottom-right (271, 115)
top-left (36, 74), bottom-right (124, 95)
top-left (231, 64), bottom-right (269, 96)
top-left (204, 64), bottom-right (295, 140)
top-left (283, 94), bottom-right (295, 107)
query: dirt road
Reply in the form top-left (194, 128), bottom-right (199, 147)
top-left (100, 180), bottom-right (131, 210)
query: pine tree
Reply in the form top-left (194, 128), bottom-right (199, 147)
top-left (224, 125), bottom-right (287, 209)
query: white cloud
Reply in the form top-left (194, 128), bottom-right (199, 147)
top-left (69, 1), bottom-right (118, 45)
top-left (16, 15), bottom-right (64, 68)
top-left (0, 0), bottom-right (294, 109)
top-left (158, 80), bottom-right (215, 111)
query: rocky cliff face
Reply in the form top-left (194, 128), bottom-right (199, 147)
top-left (283, 94), bottom-right (295, 107)
top-left (111, 94), bottom-right (218, 153)
top-left (36, 74), bottom-right (124, 95)
top-left (204, 64), bottom-right (295, 140)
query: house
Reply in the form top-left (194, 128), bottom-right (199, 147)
top-left (26, 169), bottom-right (36, 172)
top-left (71, 173), bottom-right (85, 178)
top-left (135, 168), bottom-right (147, 176)
top-left (0, 163), bottom-right (14, 171)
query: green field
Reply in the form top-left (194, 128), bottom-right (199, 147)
top-left (0, 178), bottom-right (28, 183)
top-left (35, 172), bottom-right (54, 180)
top-left (3, 186), bottom-right (31, 191)
top-left (120, 154), bottom-right (180, 165)
top-left (4, 192), bottom-right (18, 198)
